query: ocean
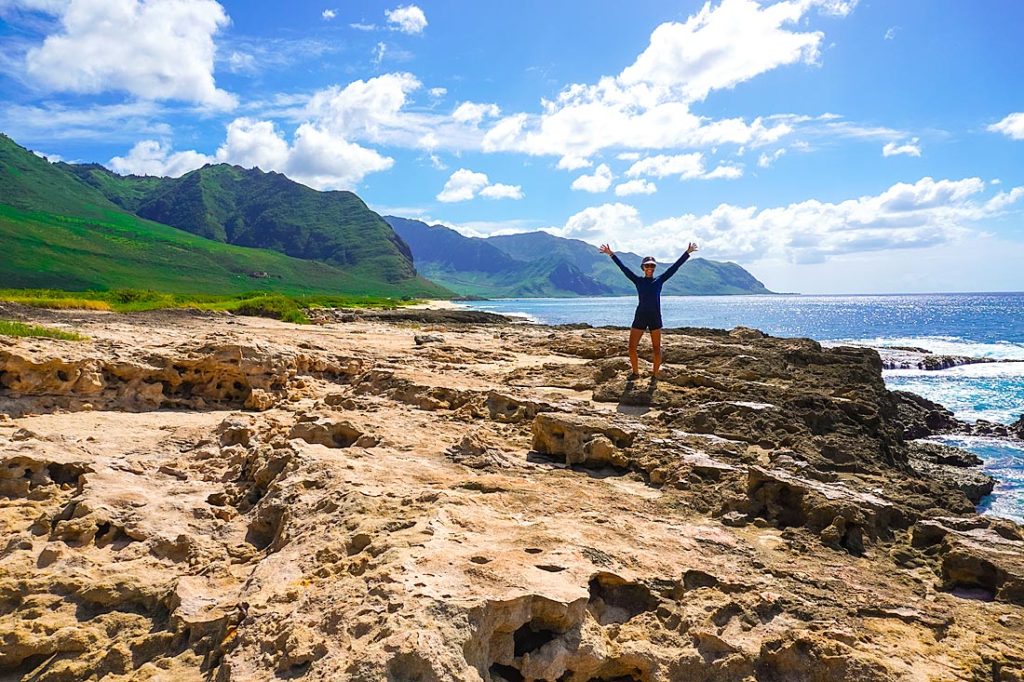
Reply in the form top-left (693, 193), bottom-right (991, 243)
top-left (460, 293), bottom-right (1024, 522)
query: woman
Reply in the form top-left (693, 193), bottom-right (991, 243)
top-left (598, 242), bottom-right (699, 379)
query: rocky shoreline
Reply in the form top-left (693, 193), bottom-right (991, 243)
top-left (874, 346), bottom-right (1024, 371)
top-left (1, 306), bottom-right (1022, 681)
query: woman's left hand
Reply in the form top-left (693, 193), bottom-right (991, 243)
top-left (687, 242), bottom-right (699, 254)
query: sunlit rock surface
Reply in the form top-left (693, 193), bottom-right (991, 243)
top-left (0, 306), bottom-right (1021, 681)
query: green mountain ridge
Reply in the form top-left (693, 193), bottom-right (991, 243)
top-left (385, 216), bottom-right (614, 297)
top-left (0, 134), bottom-right (448, 297)
top-left (65, 161), bottom-right (418, 283)
top-left (0, 130), bottom-right (771, 300)
top-left (386, 216), bottom-right (773, 297)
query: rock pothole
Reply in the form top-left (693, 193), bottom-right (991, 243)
top-left (587, 573), bottom-right (658, 625)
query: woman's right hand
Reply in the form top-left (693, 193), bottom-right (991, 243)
top-left (599, 244), bottom-right (613, 256)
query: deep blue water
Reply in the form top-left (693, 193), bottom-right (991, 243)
top-left (461, 293), bottom-right (1024, 522)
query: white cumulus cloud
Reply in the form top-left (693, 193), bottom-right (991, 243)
top-left (305, 72), bottom-right (421, 140)
top-left (757, 148), bottom-right (786, 167)
top-left (882, 137), bottom-right (921, 157)
top-left (109, 116), bottom-right (395, 190)
top-left (571, 163), bottom-right (613, 193)
top-left (626, 153), bottom-right (705, 179)
top-left (988, 113), bottom-right (1024, 140)
top-left (436, 168), bottom-right (522, 202)
top-left (284, 123), bottom-right (394, 189)
top-left (24, 0), bottom-right (236, 109)
top-left (549, 203), bottom-right (644, 242)
top-left (479, 183), bottom-right (524, 200)
top-left (385, 4), bottom-right (426, 34)
top-left (452, 101), bottom-right (501, 125)
top-left (322, 8), bottom-right (335, 20)
top-left (548, 177), bottom-right (1023, 265)
top-left (614, 179), bottom-right (657, 196)
top-left (619, 0), bottom-right (826, 103)
top-left (482, 0), bottom-right (848, 159)
top-left (625, 153), bottom-right (741, 180)
top-left (556, 155), bottom-right (592, 170)
top-left (109, 139), bottom-right (214, 177)
top-left (703, 163), bottom-right (743, 179)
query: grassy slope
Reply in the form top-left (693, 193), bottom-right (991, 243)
top-left (73, 162), bottom-right (422, 282)
top-left (0, 135), bottom-right (449, 297)
top-left (58, 162), bottom-right (164, 212)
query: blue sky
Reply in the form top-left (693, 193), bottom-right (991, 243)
top-left (1, 0), bottom-right (1022, 294)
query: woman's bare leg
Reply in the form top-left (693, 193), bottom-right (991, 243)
top-left (651, 329), bottom-right (662, 377)
top-left (628, 328), bottom-right (643, 376)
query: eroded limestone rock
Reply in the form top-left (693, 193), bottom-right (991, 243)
top-left (0, 308), bottom-right (1021, 681)
top-left (531, 413), bottom-right (636, 468)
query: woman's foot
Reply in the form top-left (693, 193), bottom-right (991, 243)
top-left (628, 371), bottom-right (640, 381)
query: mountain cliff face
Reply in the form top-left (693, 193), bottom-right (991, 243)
top-left (386, 216), bottom-right (614, 297)
top-left (386, 216), bottom-right (773, 297)
top-left (68, 162), bottom-right (419, 283)
top-left (0, 134), bottom-right (447, 296)
top-left (486, 231), bottom-right (773, 296)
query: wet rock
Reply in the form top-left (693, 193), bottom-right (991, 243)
top-left (1011, 414), bottom-right (1024, 439)
top-left (972, 420), bottom-right (1011, 438)
top-left (893, 390), bottom-right (966, 439)
top-left (908, 443), bottom-right (995, 504)
top-left (909, 441), bottom-right (982, 467)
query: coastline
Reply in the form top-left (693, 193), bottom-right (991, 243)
top-left (404, 298), bottom-right (467, 310)
top-left (1, 306), bottom-right (1022, 679)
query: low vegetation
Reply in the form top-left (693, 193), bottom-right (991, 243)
top-left (0, 320), bottom-right (86, 340)
top-left (0, 289), bottom-right (416, 325)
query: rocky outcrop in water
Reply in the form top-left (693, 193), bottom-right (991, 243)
top-left (0, 307), bottom-right (1021, 681)
top-left (876, 346), bottom-right (1022, 371)
top-left (894, 390), bottom-right (1024, 442)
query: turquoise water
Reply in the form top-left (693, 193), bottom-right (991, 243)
top-left (462, 293), bottom-right (1024, 522)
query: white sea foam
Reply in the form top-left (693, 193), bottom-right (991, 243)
top-left (830, 335), bottom-right (1024, 361)
top-left (883, 362), bottom-right (1024, 379)
top-left (928, 436), bottom-right (1024, 523)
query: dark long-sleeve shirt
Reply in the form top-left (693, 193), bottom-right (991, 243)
top-left (611, 252), bottom-right (690, 315)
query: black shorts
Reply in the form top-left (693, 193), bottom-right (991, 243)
top-left (631, 309), bottom-right (662, 331)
